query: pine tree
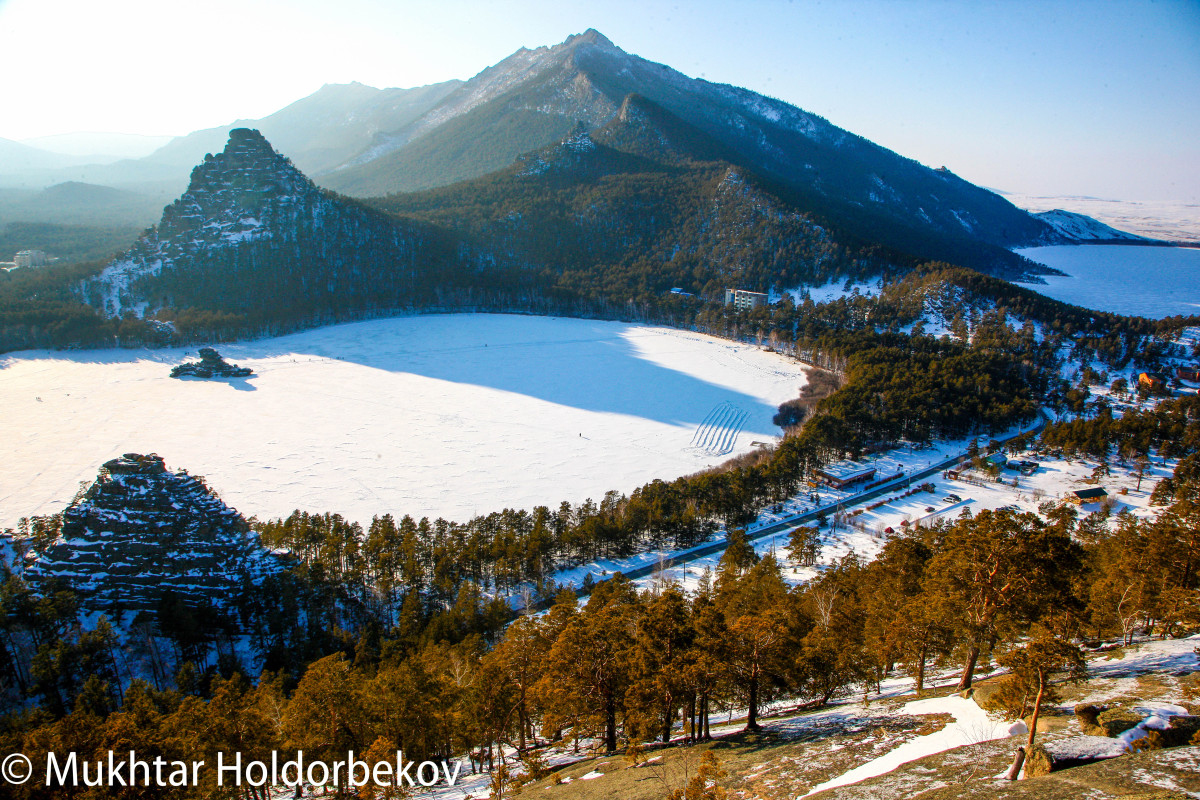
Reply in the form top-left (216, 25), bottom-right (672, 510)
top-left (715, 554), bottom-right (793, 731)
top-left (1000, 628), bottom-right (1087, 780)
top-left (922, 509), bottom-right (1083, 691)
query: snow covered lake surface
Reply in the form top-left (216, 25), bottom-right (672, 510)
top-left (1016, 244), bottom-right (1200, 318)
top-left (0, 314), bottom-right (807, 531)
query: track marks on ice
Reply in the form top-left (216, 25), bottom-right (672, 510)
top-left (691, 401), bottom-right (748, 456)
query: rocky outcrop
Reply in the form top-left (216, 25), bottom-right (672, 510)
top-left (1024, 736), bottom-right (1127, 777)
top-left (24, 453), bottom-right (286, 614)
top-left (170, 347), bottom-right (252, 378)
top-left (80, 128), bottom-right (441, 322)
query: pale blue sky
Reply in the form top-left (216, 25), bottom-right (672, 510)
top-left (0, 0), bottom-right (1196, 202)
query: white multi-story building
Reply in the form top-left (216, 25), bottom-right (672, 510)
top-left (15, 250), bottom-right (46, 268)
top-left (723, 288), bottom-right (768, 311)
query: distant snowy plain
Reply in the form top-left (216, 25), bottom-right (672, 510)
top-left (1017, 244), bottom-right (1200, 318)
top-left (0, 315), bottom-right (807, 531)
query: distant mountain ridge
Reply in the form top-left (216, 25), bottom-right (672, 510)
top-left (143, 80), bottom-right (463, 179)
top-left (20, 132), bottom-right (174, 161)
top-left (3, 30), bottom-right (1154, 272)
top-left (0, 81), bottom-right (462, 197)
top-left (319, 29), bottom-right (1064, 274)
top-left (1033, 209), bottom-right (1150, 243)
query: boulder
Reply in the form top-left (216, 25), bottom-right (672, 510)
top-left (171, 348), bottom-right (253, 379)
top-left (1095, 707), bottom-right (1143, 737)
top-left (968, 676), bottom-right (1011, 712)
top-left (1023, 710), bottom-right (1073, 734)
top-left (1024, 736), bottom-right (1127, 777)
top-left (1074, 702), bottom-right (1108, 735)
top-left (1159, 714), bottom-right (1200, 747)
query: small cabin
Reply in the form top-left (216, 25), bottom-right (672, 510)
top-left (1138, 372), bottom-right (1167, 390)
top-left (1070, 487), bottom-right (1108, 505)
top-left (1177, 366), bottom-right (1200, 383)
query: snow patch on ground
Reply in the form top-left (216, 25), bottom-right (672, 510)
top-left (785, 279), bottom-right (881, 305)
top-left (1034, 209), bottom-right (1146, 242)
top-left (802, 695), bottom-right (1024, 796)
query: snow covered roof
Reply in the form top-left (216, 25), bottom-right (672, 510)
top-left (817, 462), bottom-right (877, 482)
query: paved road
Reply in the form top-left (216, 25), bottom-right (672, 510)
top-left (535, 413), bottom-right (1047, 606)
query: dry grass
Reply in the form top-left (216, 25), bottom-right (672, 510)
top-left (515, 664), bottom-right (1200, 800)
top-left (516, 712), bottom-right (949, 800)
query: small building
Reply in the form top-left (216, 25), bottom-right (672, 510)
top-left (1070, 487), bottom-right (1108, 505)
top-left (724, 288), bottom-right (768, 312)
top-left (1177, 366), bottom-right (1200, 383)
top-left (667, 287), bottom-right (695, 298)
top-left (1138, 372), bottom-right (1167, 390)
top-left (14, 249), bottom-right (46, 268)
top-left (816, 462), bottom-right (876, 490)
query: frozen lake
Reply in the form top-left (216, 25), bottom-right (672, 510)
top-left (0, 314), bottom-right (807, 530)
top-left (1016, 244), bottom-right (1200, 319)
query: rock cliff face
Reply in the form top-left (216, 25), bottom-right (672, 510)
top-left (80, 128), bottom-right (449, 323)
top-left (25, 453), bottom-right (285, 613)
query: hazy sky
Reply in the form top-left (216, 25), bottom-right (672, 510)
top-left (1, 0), bottom-right (1197, 203)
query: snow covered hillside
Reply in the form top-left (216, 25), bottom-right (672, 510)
top-left (1032, 209), bottom-right (1146, 242)
top-left (999, 190), bottom-right (1200, 243)
top-left (0, 314), bottom-right (807, 532)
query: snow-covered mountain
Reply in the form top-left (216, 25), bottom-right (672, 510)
top-left (1033, 209), bottom-right (1148, 242)
top-left (318, 30), bottom-right (1061, 274)
top-left (6, 31), bottom-right (1079, 277)
top-left (996, 190), bottom-right (1200, 243)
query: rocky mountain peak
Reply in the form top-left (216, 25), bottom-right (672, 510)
top-left (80, 127), bottom-right (441, 323)
top-left (563, 28), bottom-right (617, 51)
top-left (23, 454), bottom-right (287, 614)
top-left (185, 127), bottom-right (313, 203)
top-left (615, 92), bottom-right (651, 125)
top-left (83, 129), bottom-right (335, 316)
top-left (102, 452), bottom-right (168, 477)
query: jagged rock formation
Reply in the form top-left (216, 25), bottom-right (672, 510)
top-left (79, 128), bottom-right (453, 324)
top-left (170, 347), bottom-right (252, 378)
top-left (24, 453), bottom-right (286, 613)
